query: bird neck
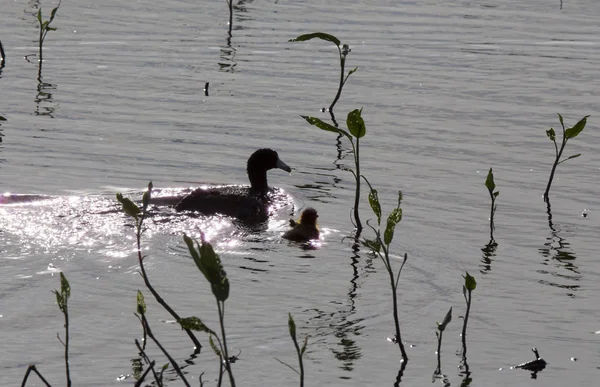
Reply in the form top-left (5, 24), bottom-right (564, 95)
top-left (248, 169), bottom-right (269, 193)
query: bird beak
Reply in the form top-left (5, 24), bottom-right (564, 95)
top-left (276, 159), bottom-right (292, 173)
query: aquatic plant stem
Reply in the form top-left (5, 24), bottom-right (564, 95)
top-left (217, 301), bottom-right (236, 387)
top-left (353, 137), bottom-right (363, 234)
top-left (63, 301), bottom-right (71, 387)
top-left (21, 365), bottom-right (52, 387)
top-left (329, 45), bottom-right (346, 112)
top-left (290, 326), bottom-right (305, 387)
top-left (134, 208), bottom-right (202, 352)
top-left (461, 291), bottom-right (471, 353)
top-left (543, 132), bottom-right (564, 203)
top-left (383, 244), bottom-right (408, 361)
top-left (141, 313), bottom-right (190, 387)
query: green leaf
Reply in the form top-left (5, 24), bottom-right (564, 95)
top-left (184, 235), bottom-right (230, 302)
top-left (37, 9), bottom-right (42, 24)
top-left (396, 191), bottom-right (403, 209)
top-left (565, 115), bottom-right (589, 139)
top-left (437, 307), bottom-right (452, 332)
top-left (347, 67), bottom-right (358, 76)
top-left (546, 128), bottom-right (556, 142)
top-left (116, 193), bottom-right (141, 219)
top-left (301, 115), bottom-right (351, 140)
top-left (161, 363), bottom-right (169, 371)
top-left (362, 238), bottom-right (381, 254)
top-left (347, 108), bottom-right (366, 138)
top-left (178, 316), bottom-right (216, 335)
top-left (142, 181), bottom-right (153, 210)
top-left (557, 113), bottom-right (564, 128)
top-left (0, 116), bottom-right (6, 121)
top-left (463, 272), bottom-right (477, 292)
top-left (558, 153), bottom-right (582, 165)
top-left (384, 208), bottom-right (402, 245)
top-left (485, 168), bottom-right (495, 193)
top-left (288, 313), bottom-right (297, 340)
top-left (289, 32), bottom-right (340, 47)
top-left (49, 5), bottom-right (60, 23)
top-left (53, 290), bottom-right (65, 312)
top-left (59, 272), bottom-right (70, 300)
top-left (368, 188), bottom-right (382, 225)
top-left (493, 191), bottom-right (500, 197)
top-left (209, 335), bottom-right (222, 357)
top-left (47, 27), bottom-right (57, 32)
top-left (136, 290), bottom-right (146, 315)
top-left (301, 335), bottom-right (308, 355)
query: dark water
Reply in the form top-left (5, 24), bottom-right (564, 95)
top-left (1, 0), bottom-right (599, 386)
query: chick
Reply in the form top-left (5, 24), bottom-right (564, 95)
top-left (283, 208), bottom-right (320, 242)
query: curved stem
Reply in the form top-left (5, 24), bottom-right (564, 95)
top-left (329, 45), bottom-right (345, 112)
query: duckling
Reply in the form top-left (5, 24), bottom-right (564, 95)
top-left (174, 148), bottom-right (291, 221)
top-left (283, 208), bottom-right (320, 242)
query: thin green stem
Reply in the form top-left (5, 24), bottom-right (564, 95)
top-left (64, 301), bottom-right (71, 387)
top-left (329, 45), bottom-right (346, 112)
top-left (461, 291), bottom-right (471, 354)
top-left (217, 301), bottom-right (235, 387)
top-left (353, 138), bottom-right (362, 233)
top-left (290, 332), bottom-right (304, 387)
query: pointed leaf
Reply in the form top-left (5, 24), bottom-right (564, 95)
top-left (485, 168), bottom-right (495, 193)
top-left (209, 335), bottom-right (222, 357)
top-left (565, 115), bottom-right (589, 139)
top-left (558, 153), bottom-right (581, 165)
top-left (384, 208), bottom-right (402, 245)
top-left (463, 272), bottom-right (477, 292)
top-left (301, 335), bottom-right (309, 355)
top-left (37, 9), bottom-right (42, 24)
top-left (59, 272), bottom-right (70, 300)
top-left (49, 5), bottom-right (60, 23)
top-left (178, 317), bottom-right (216, 335)
top-left (437, 307), bottom-right (452, 332)
top-left (396, 191), bottom-right (403, 209)
top-left (347, 67), bottom-right (358, 76)
top-left (347, 108), bottom-right (366, 138)
top-left (493, 191), bottom-right (500, 197)
top-left (289, 32), bottom-right (340, 47)
top-left (557, 113), bottom-right (564, 128)
top-left (116, 193), bottom-right (141, 219)
top-left (368, 188), bottom-right (382, 225)
top-left (546, 128), bottom-right (556, 142)
top-left (301, 115), bottom-right (351, 140)
top-left (136, 290), bottom-right (146, 315)
top-left (53, 290), bottom-right (65, 312)
top-left (161, 363), bottom-right (169, 371)
top-left (185, 235), bottom-right (230, 302)
top-left (362, 238), bottom-right (381, 254)
top-left (142, 181), bottom-right (153, 210)
top-left (288, 313), bottom-right (297, 340)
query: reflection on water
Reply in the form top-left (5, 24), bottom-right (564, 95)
top-left (538, 200), bottom-right (580, 297)
top-left (35, 81), bottom-right (58, 117)
top-left (480, 238), bottom-right (498, 274)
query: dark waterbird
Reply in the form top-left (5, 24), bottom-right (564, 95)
top-left (174, 149), bottom-right (292, 221)
top-left (283, 207), bottom-right (320, 242)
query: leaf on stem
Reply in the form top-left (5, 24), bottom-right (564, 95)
top-left (546, 128), bottom-right (556, 142)
top-left (463, 272), bottom-right (477, 292)
top-left (209, 335), bottom-right (222, 357)
top-left (557, 113), bottom-right (564, 128)
top-left (136, 290), bottom-right (146, 315)
top-left (384, 208), bottom-right (402, 245)
top-left (301, 115), bottom-right (351, 140)
top-left (288, 313), bottom-right (297, 340)
top-left (437, 307), bottom-right (452, 332)
top-left (178, 316), bottom-right (216, 335)
top-left (558, 153), bottom-right (581, 164)
top-left (289, 32), bottom-right (341, 47)
top-left (142, 181), bottom-right (153, 210)
top-left (485, 168), bottom-right (496, 193)
top-left (116, 193), bottom-right (141, 219)
top-left (368, 188), bottom-right (382, 225)
top-left (565, 115), bottom-right (589, 139)
top-left (347, 108), bottom-right (366, 138)
top-left (184, 235), bottom-right (230, 302)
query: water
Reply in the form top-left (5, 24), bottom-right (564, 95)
top-left (1, 0), bottom-right (600, 385)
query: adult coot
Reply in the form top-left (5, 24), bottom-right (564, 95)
top-left (175, 148), bottom-right (291, 221)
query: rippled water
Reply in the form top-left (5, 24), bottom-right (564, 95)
top-left (1, 0), bottom-right (600, 386)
